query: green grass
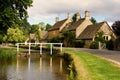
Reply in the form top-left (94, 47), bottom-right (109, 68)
top-left (0, 48), bottom-right (17, 60)
top-left (63, 48), bottom-right (120, 80)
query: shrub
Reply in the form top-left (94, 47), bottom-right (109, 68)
top-left (74, 40), bottom-right (85, 48)
top-left (31, 39), bottom-right (35, 43)
top-left (47, 37), bottom-right (63, 43)
top-left (89, 41), bottom-right (99, 49)
top-left (0, 48), bottom-right (16, 60)
top-left (106, 39), bottom-right (114, 50)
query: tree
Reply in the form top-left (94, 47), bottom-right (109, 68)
top-left (0, 0), bottom-right (33, 34)
top-left (5, 27), bottom-right (26, 43)
top-left (38, 22), bottom-right (46, 30)
top-left (62, 30), bottom-right (75, 47)
top-left (112, 21), bottom-right (120, 36)
top-left (90, 17), bottom-right (97, 24)
top-left (72, 13), bottom-right (77, 22)
top-left (30, 24), bottom-right (39, 33)
top-left (95, 31), bottom-right (105, 43)
top-left (46, 23), bottom-right (52, 31)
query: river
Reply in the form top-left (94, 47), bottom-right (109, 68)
top-left (0, 54), bottom-right (68, 80)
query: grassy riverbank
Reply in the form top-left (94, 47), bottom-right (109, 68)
top-left (63, 48), bottom-right (120, 80)
top-left (0, 48), bottom-right (17, 60)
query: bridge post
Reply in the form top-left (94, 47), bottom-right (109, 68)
top-left (40, 43), bottom-right (42, 55)
top-left (17, 43), bottom-right (19, 52)
top-left (60, 43), bottom-right (62, 53)
top-left (50, 43), bottom-right (52, 55)
top-left (28, 43), bottom-right (31, 55)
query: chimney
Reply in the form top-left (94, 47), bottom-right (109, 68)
top-left (85, 10), bottom-right (90, 20)
top-left (67, 12), bottom-right (70, 19)
top-left (55, 17), bottom-right (59, 23)
top-left (76, 12), bottom-right (81, 21)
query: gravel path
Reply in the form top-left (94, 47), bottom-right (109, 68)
top-left (71, 48), bottom-right (120, 63)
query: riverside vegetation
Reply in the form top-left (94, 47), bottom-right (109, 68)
top-left (63, 48), bottom-right (120, 80)
top-left (0, 48), bottom-right (16, 60)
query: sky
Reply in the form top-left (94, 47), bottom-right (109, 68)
top-left (27, 0), bottom-right (120, 26)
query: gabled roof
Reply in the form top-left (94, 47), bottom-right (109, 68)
top-left (48, 19), bottom-right (67, 31)
top-left (78, 22), bottom-right (105, 39)
top-left (41, 31), bottom-right (48, 40)
top-left (67, 19), bottom-right (84, 31)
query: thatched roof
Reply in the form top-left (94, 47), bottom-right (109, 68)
top-left (48, 19), bottom-right (67, 31)
top-left (78, 22), bottom-right (105, 39)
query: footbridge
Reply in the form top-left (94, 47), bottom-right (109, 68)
top-left (16, 43), bottom-right (63, 55)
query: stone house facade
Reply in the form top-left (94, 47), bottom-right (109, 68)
top-left (48, 11), bottom-right (116, 48)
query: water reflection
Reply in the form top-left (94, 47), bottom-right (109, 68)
top-left (0, 55), bottom-right (67, 80)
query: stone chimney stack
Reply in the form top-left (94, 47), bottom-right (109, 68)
top-left (67, 12), bottom-right (70, 20)
top-left (55, 17), bottom-right (59, 23)
top-left (85, 10), bottom-right (90, 20)
top-left (76, 12), bottom-right (81, 21)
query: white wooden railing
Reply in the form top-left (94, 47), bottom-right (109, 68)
top-left (16, 43), bottom-right (63, 55)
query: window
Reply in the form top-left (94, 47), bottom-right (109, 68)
top-left (103, 35), bottom-right (108, 40)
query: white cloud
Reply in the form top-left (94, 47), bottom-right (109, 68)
top-left (28, 0), bottom-right (120, 25)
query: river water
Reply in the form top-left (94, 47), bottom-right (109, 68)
top-left (0, 55), bottom-right (68, 80)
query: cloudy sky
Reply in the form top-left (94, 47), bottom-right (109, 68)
top-left (27, 0), bottom-right (120, 26)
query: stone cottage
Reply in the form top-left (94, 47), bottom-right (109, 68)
top-left (48, 11), bottom-right (116, 48)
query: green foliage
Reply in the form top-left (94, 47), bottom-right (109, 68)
top-left (112, 21), bottom-right (120, 36)
top-left (89, 41), bottom-right (99, 49)
top-left (114, 37), bottom-right (120, 50)
top-left (63, 53), bottom-right (76, 80)
top-left (90, 17), bottom-right (97, 24)
top-left (47, 37), bottom-right (63, 43)
top-left (95, 31), bottom-right (105, 43)
top-left (46, 44), bottom-right (54, 51)
top-left (62, 30), bottom-right (75, 47)
top-left (5, 27), bottom-right (26, 43)
top-left (38, 22), bottom-right (46, 30)
top-left (106, 39), bottom-right (114, 50)
top-left (46, 23), bottom-right (52, 31)
top-left (30, 24), bottom-right (39, 33)
top-left (36, 29), bottom-right (41, 41)
top-left (72, 13), bottom-right (77, 22)
top-left (67, 49), bottom-right (120, 80)
top-left (0, 34), bottom-right (3, 43)
top-left (31, 39), bottom-right (35, 43)
top-left (0, 0), bottom-right (33, 34)
top-left (74, 40), bottom-right (85, 48)
top-left (0, 48), bottom-right (16, 60)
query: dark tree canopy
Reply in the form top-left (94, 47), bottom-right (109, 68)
top-left (112, 21), bottom-right (120, 36)
top-left (90, 17), bottom-right (97, 24)
top-left (72, 13), bottom-right (77, 22)
top-left (46, 23), bottom-right (51, 31)
top-left (0, 0), bottom-right (33, 34)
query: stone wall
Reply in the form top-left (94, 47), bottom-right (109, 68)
top-left (84, 39), bottom-right (92, 48)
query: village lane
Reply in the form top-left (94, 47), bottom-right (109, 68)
top-left (70, 48), bottom-right (120, 63)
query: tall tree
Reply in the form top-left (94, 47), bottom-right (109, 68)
top-left (90, 17), bottom-right (97, 24)
top-left (46, 23), bottom-right (52, 31)
top-left (0, 0), bottom-right (33, 34)
top-left (38, 22), bottom-right (46, 30)
top-left (72, 13), bottom-right (77, 22)
top-left (112, 21), bottom-right (120, 36)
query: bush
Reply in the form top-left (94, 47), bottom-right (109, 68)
top-left (0, 48), bottom-right (16, 60)
top-left (47, 37), bottom-right (63, 43)
top-left (106, 40), bottom-right (114, 50)
top-left (89, 41), bottom-right (99, 49)
top-left (74, 40), bottom-right (85, 48)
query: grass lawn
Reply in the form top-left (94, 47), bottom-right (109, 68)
top-left (63, 48), bottom-right (120, 80)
